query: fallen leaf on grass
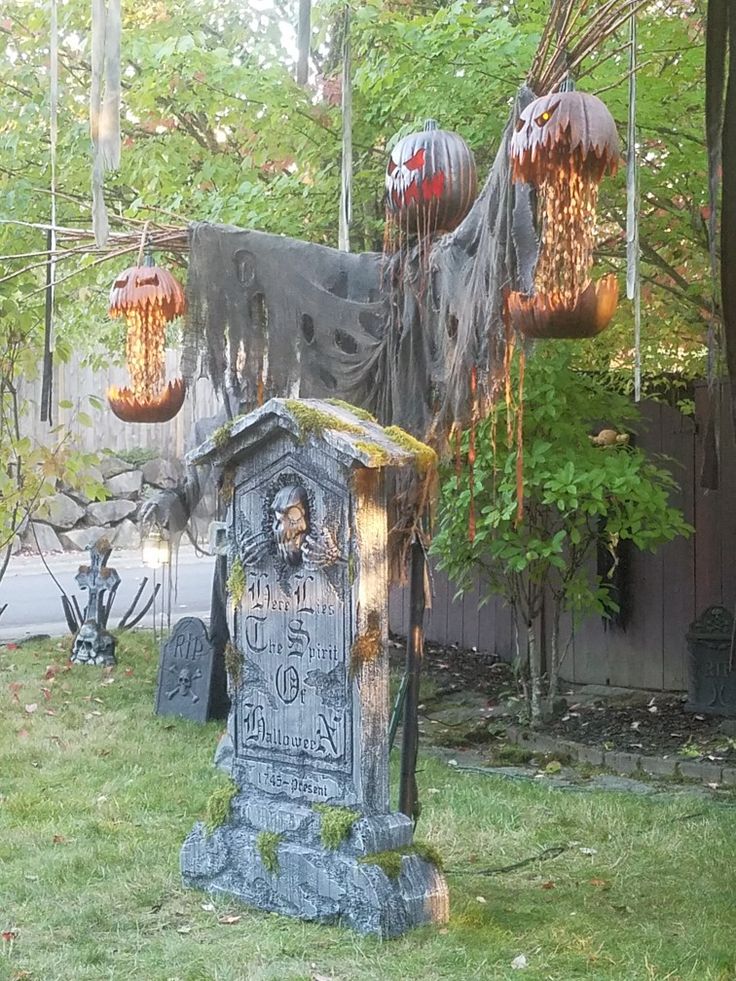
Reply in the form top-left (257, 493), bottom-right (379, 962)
top-left (590, 878), bottom-right (610, 889)
top-left (52, 834), bottom-right (68, 845)
top-left (45, 710), bottom-right (56, 716)
top-left (176, 925), bottom-right (192, 934)
top-left (8, 683), bottom-right (22, 703)
top-left (24, 703), bottom-right (38, 714)
top-left (201, 902), bottom-right (215, 912)
top-left (44, 665), bottom-right (59, 680)
top-left (579, 847), bottom-right (597, 856)
top-left (218, 915), bottom-right (241, 925)
top-left (2, 929), bottom-right (18, 942)
top-left (475, 896), bottom-right (487, 904)
top-left (541, 881), bottom-right (555, 890)
top-left (17, 729), bottom-right (29, 740)
top-left (124, 668), bottom-right (134, 677)
top-left (5, 643), bottom-right (18, 651)
top-left (41, 687), bottom-right (53, 701)
top-left (312, 974), bottom-right (334, 981)
top-left (511, 953), bottom-right (528, 970)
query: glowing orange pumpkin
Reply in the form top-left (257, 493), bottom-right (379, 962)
top-left (106, 258), bottom-right (187, 423)
top-left (508, 89), bottom-right (621, 340)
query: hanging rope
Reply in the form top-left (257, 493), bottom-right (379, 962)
top-left (40, 0), bottom-right (58, 423)
top-left (338, 4), bottom-right (352, 252)
top-left (90, 0), bottom-right (121, 246)
top-left (626, 9), bottom-right (641, 403)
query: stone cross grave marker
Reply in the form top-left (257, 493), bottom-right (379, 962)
top-left (155, 617), bottom-right (228, 723)
top-left (71, 538), bottom-right (119, 666)
top-left (180, 398), bottom-right (448, 937)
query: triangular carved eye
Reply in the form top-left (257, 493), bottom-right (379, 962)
top-left (535, 101), bottom-right (559, 127)
top-left (403, 147), bottom-right (426, 171)
top-left (387, 157), bottom-right (397, 175)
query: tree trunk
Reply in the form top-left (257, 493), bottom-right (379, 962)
top-left (546, 599), bottom-right (562, 717)
top-left (296, 0), bottom-right (311, 86)
top-left (528, 620), bottom-right (542, 724)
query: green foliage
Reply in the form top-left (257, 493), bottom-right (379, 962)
top-left (313, 804), bottom-right (361, 850)
top-left (434, 343), bottom-right (691, 617)
top-left (432, 343), bottom-right (692, 718)
top-left (256, 831), bottom-right (282, 874)
top-left (204, 778), bottom-right (238, 835)
top-left (223, 641), bottom-right (242, 688)
top-left (325, 399), bottom-right (377, 423)
top-left (212, 421), bottom-right (235, 449)
top-left (116, 447), bottom-right (158, 468)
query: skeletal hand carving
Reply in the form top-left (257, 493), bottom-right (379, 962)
top-left (302, 525), bottom-right (341, 570)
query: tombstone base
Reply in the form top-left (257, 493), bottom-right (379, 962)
top-left (180, 792), bottom-right (449, 938)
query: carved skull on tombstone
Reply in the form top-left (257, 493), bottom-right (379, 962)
top-left (71, 620), bottom-right (116, 666)
top-left (271, 485), bottom-right (309, 566)
top-left (167, 664), bottom-right (203, 702)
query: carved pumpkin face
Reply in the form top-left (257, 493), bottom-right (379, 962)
top-left (510, 90), bottom-right (620, 185)
top-left (385, 120), bottom-right (477, 239)
top-left (107, 258), bottom-right (187, 422)
top-left (508, 89), bottom-right (620, 339)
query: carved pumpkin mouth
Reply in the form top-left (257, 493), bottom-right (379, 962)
top-left (507, 275), bottom-right (619, 340)
top-left (107, 378), bottom-right (187, 423)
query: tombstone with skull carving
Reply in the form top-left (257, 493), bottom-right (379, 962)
top-left (180, 398), bottom-right (448, 938)
top-left (155, 617), bottom-right (222, 723)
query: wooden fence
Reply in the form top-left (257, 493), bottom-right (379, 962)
top-left (20, 353), bottom-right (734, 692)
top-left (391, 385), bottom-right (736, 693)
top-left (18, 349), bottom-right (223, 460)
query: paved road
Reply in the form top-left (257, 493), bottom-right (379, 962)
top-left (0, 546), bottom-right (216, 642)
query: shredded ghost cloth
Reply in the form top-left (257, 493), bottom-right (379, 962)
top-left (183, 88), bottom-right (538, 443)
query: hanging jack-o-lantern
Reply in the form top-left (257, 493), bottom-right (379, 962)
top-left (106, 255), bottom-right (187, 423)
top-left (508, 88), bottom-right (621, 339)
top-left (385, 120), bottom-right (477, 247)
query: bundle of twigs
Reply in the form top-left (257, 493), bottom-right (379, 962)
top-left (529, 0), bottom-right (650, 95)
top-left (0, 215), bottom-right (188, 294)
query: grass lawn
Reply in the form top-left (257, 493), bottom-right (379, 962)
top-left (2, 632), bottom-right (736, 981)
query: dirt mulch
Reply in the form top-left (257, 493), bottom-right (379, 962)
top-left (391, 635), bottom-right (736, 765)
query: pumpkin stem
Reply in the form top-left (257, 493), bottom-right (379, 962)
top-left (423, 119), bottom-right (439, 132)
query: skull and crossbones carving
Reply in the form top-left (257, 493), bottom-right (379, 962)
top-left (167, 665), bottom-right (202, 702)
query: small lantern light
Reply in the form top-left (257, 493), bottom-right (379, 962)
top-left (141, 528), bottom-right (170, 569)
top-left (107, 244), bottom-right (187, 423)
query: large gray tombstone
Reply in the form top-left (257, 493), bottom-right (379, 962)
top-left (180, 399), bottom-right (448, 937)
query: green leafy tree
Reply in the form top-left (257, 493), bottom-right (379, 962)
top-left (432, 344), bottom-right (692, 722)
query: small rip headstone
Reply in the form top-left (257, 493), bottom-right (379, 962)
top-left (155, 617), bottom-right (226, 723)
top-left (686, 606), bottom-right (736, 717)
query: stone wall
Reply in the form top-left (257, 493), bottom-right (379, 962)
top-left (15, 455), bottom-right (185, 554)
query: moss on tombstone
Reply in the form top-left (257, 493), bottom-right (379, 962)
top-left (350, 610), bottom-right (382, 677)
top-left (313, 804), bottom-right (361, 849)
top-left (285, 400), bottom-right (364, 441)
top-left (359, 842), bottom-right (444, 879)
top-left (257, 831), bottom-right (283, 874)
top-left (413, 840), bottom-right (445, 871)
top-left (204, 778), bottom-right (238, 835)
top-left (224, 642), bottom-right (242, 687)
top-left (354, 440), bottom-right (393, 468)
top-left (212, 420), bottom-right (235, 449)
top-left (227, 557), bottom-right (246, 609)
top-left (325, 399), bottom-right (377, 424)
top-left (383, 426), bottom-right (437, 474)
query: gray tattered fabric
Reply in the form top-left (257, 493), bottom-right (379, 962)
top-left (183, 88), bottom-right (539, 442)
